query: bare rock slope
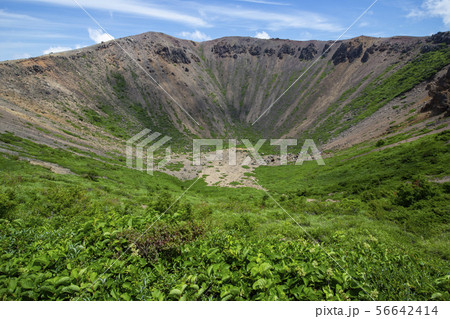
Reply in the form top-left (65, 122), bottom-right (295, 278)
top-left (0, 31), bottom-right (449, 157)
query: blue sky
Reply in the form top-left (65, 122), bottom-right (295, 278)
top-left (0, 0), bottom-right (449, 61)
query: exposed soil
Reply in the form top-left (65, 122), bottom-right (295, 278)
top-left (157, 148), bottom-right (313, 188)
top-left (28, 159), bottom-right (74, 175)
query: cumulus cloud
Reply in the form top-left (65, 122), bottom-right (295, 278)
top-left (255, 31), bottom-right (271, 39)
top-left (425, 0), bottom-right (450, 26)
top-left (408, 0), bottom-right (450, 26)
top-left (42, 46), bottom-right (72, 54)
top-left (179, 30), bottom-right (211, 41)
top-left (88, 28), bottom-right (114, 43)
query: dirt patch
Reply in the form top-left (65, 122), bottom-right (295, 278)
top-left (28, 159), bottom-right (74, 175)
top-left (429, 176), bottom-right (450, 184)
top-left (156, 149), bottom-right (303, 189)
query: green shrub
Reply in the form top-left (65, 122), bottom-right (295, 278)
top-left (395, 178), bottom-right (435, 207)
top-left (118, 221), bottom-right (204, 261)
top-left (435, 130), bottom-right (450, 142)
top-left (36, 186), bottom-right (88, 217)
top-left (375, 139), bottom-right (385, 147)
top-left (442, 182), bottom-right (450, 194)
top-left (0, 132), bottom-right (21, 144)
top-left (83, 170), bottom-right (99, 182)
top-left (0, 188), bottom-right (16, 218)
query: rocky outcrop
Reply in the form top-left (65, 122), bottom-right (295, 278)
top-left (299, 43), bottom-right (318, 61)
top-left (190, 53), bottom-right (200, 63)
top-left (332, 43), bottom-right (348, 65)
top-left (27, 65), bottom-right (45, 74)
top-left (421, 45), bottom-right (438, 54)
top-left (249, 46), bottom-right (262, 56)
top-left (322, 44), bottom-right (331, 58)
top-left (361, 51), bottom-right (370, 63)
top-left (332, 42), bottom-right (363, 65)
top-left (277, 44), bottom-right (295, 59)
top-left (264, 48), bottom-right (276, 56)
top-left (430, 31), bottom-right (450, 45)
top-left (421, 68), bottom-right (450, 117)
top-left (212, 41), bottom-right (247, 58)
top-left (155, 45), bottom-right (191, 64)
top-left (347, 44), bottom-right (363, 63)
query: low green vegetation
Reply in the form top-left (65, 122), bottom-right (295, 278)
top-left (255, 131), bottom-right (450, 256)
top-left (0, 131), bottom-right (448, 300)
top-left (164, 162), bottom-right (184, 171)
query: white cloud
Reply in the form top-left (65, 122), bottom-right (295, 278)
top-left (179, 30), bottom-right (211, 41)
top-left (424, 0), bottom-right (450, 26)
top-left (407, 9), bottom-right (425, 19)
top-left (22, 0), bottom-right (340, 31)
top-left (41, 44), bottom-right (86, 56)
top-left (0, 9), bottom-right (41, 27)
top-left (88, 28), bottom-right (114, 43)
top-left (0, 30), bottom-right (71, 39)
top-left (201, 5), bottom-right (342, 32)
top-left (408, 0), bottom-right (450, 26)
top-left (24, 0), bottom-right (208, 27)
top-left (42, 46), bottom-right (73, 55)
top-left (254, 31), bottom-right (271, 39)
top-left (0, 9), bottom-right (59, 32)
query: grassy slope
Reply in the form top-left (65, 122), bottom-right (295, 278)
top-left (256, 131), bottom-right (449, 254)
top-left (0, 130), bottom-right (449, 300)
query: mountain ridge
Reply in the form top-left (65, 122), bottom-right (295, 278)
top-left (0, 31), bottom-right (449, 157)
